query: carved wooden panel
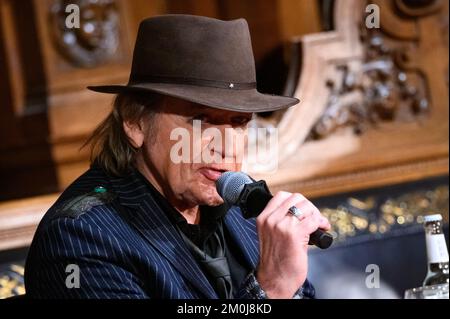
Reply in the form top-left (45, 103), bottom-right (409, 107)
top-left (249, 0), bottom-right (449, 197)
top-left (35, 0), bottom-right (139, 188)
top-left (0, 0), bottom-right (164, 199)
top-left (0, 0), bottom-right (59, 200)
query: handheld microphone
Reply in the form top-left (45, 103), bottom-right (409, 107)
top-left (216, 171), bottom-right (333, 249)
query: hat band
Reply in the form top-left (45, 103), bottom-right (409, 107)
top-left (129, 75), bottom-right (257, 90)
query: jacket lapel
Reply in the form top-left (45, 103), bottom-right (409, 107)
top-left (110, 171), bottom-right (217, 299)
top-left (224, 207), bottom-right (260, 270)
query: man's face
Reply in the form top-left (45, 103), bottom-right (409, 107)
top-left (137, 97), bottom-right (252, 208)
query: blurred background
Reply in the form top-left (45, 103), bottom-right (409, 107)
top-left (0, 0), bottom-right (448, 298)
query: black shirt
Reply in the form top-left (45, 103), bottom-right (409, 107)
top-left (136, 171), bottom-right (249, 298)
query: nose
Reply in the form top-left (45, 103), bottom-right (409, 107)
top-left (211, 125), bottom-right (246, 163)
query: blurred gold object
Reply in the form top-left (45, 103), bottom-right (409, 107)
top-left (319, 184), bottom-right (449, 243)
top-left (0, 265), bottom-right (25, 299)
top-left (348, 197), bottom-right (375, 210)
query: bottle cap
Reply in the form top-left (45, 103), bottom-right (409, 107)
top-left (423, 214), bottom-right (442, 222)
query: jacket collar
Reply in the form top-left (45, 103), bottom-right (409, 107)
top-left (108, 168), bottom-right (259, 298)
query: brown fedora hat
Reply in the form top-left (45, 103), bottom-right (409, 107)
top-left (88, 14), bottom-right (299, 113)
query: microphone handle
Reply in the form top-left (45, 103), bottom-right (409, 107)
top-left (237, 180), bottom-right (333, 249)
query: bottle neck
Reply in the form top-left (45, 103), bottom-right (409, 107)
top-left (425, 224), bottom-right (449, 265)
top-left (428, 261), bottom-right (449, 273)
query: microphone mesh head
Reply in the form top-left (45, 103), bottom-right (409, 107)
top-left (216, 171), bottom-right (253, 205)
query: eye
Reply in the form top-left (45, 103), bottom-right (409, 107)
top-left (231, 116), bottom-right (251, 126)
top-left (191, 114), bottom-right (208, 122)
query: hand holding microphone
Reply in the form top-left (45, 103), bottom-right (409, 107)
top-left (216, 172), bottom-right (332, 298)
top-left (216, 172), bottom-right (333, 249)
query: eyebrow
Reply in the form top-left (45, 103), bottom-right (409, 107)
top-left (187, 102), bottom-right (252, 121)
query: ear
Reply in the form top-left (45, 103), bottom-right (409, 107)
top-left (123, 120), bottom-right (145, 148)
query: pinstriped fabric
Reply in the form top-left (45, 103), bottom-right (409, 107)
top-left (224, 207), bottom-right (259, 268)
top-left (25, 167), bottom-right (239, 298)
top-left (25, 166), bottom-right (313, 299)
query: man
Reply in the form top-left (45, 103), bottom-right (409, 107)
top-left (25, 15), bottom-right (330, 299)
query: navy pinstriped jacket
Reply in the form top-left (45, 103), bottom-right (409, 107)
top-left (25, 166), bottom-right (315, 299)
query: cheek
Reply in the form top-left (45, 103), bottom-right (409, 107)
top-left (167, 163), bottom-right (191, 188)
top-left (147, 125), bottom-right (178, 165)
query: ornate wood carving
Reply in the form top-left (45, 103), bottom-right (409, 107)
top-left (49, 0), bottom-right (120, 68)
top-left (0, 0), bottom-right (148, 199)
top-left (248, 0), bottom-right (448, 196)
top-left (309, 24), bottom-right (430, 140)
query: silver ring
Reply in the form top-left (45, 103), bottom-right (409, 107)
top-left (288, 206), bottom-right (303, 219)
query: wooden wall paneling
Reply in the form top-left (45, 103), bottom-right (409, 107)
top-left (1, 0), bottom-right (327, 198)
top-left (122, 0), bottom-right (167, 42)
top-left (31, 0), bottom-right (164, 188)
top-left (0, 193), bottom-right (57, 251)
top-left (166, 0), bottom-right (220, 18)
top-left (249, 0), bottom-right (449, 197)
top-left (218, 0), bottom-right (284, 95)
top-left (0, 0), bottom-right (58, 200)
top-left (277, 0), bottom-right (322, 39)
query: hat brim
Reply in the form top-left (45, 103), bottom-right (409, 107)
top-left (87, 82), bottom-right (299, 113)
